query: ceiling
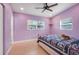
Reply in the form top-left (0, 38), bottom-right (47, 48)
top-left (11, 3), bottom-right (76, 17)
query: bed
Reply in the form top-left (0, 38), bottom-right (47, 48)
top-left (37, 34), bottom-right (79, 55)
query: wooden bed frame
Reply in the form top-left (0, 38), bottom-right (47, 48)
top-left (37, 39), bottom-right (67, 55)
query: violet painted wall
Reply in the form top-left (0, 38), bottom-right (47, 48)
top-left (13, 13), bottom-right (50, 41)
top-left (52, 4), bottom-right (79, 39)
top-left (3, 3), bottom-right (13, 54)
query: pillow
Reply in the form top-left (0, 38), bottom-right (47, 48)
top-left (48, 35), bottom-right (56, 39)
top-left (54, 34), bottom-right (62, 41)
top-left (46, 35), bottom-right (56, 42)
top-left (61, 34), bottom-right (71, 40)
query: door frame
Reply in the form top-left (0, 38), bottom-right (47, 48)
top-left (0, 3), bottom-right (14, 55)
top-left (0, 3), bottom-right (4, 55)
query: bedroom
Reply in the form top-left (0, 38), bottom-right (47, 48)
top-left (0, 3), bottom-right (79, 55)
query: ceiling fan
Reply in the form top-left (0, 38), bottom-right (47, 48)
top-left (35, 3), bottom-right (58, 13)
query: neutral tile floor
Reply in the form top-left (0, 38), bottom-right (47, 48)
top-left (8, 39), bottom-right (48, 55)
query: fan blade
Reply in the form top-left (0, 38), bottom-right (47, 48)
top-left (35, 7), bottom-right (43, 9)
top-left (48, 3), bottom-right (58, 8)
top-left (45, 3), bottom-right (48, 6)
top-left (41, 9), bottom-right (46, 13)
top-left (47, 8), bottom-right (53, 12)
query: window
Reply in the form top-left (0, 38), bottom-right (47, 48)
top-left (27, 20), bottom-right (45, 30)
top-left (37, 21), bottom-right (45, 30)
top-left (60, 18), bottom-right (72, 30)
